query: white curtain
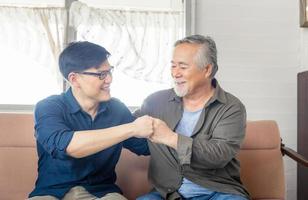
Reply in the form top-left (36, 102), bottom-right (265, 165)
top-left (0, 6), bottom-right (67, 88)
top-left (70, 1), bottom-right (184, 83)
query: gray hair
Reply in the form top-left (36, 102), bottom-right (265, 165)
top-left (174, 35), bottom-right (218, 78)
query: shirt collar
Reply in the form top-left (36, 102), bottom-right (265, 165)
top-left (209, 79), bottom-right (227, 104)
top-left (168, 90), bottom-right (181, 102)
top-left (64, 88), bottom-right (109, 114)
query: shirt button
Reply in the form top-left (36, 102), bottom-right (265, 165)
top-left (167, 188), bottom-right (172, 192)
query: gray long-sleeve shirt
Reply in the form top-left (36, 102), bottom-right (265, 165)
top-left (135, 80), bottom-right (250, 200)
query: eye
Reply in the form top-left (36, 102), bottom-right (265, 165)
top-left (100, 72), bottom-right (108, 79)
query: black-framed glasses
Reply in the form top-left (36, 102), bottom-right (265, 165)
top-left (76, 66), bottom-right (114, 80)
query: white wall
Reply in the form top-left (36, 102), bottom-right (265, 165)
top-left (301, 28), bottom-right (308, 71)
top-left (194, 0), bottom-right (304, 199)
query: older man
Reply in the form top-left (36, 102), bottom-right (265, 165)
top-left (136, 35), bottom-right (250, 200)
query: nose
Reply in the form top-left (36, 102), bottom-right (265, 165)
top-left (104, 73), bottom-right (112, 83)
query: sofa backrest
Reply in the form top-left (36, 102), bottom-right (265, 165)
top-left (0, 113), bottom-right (285, 200)
top-left (0, 113), bottom-right (37, 200)
top-left (238, 120), bottom-right (285, 199)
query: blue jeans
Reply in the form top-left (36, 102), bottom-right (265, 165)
top-left (137, 191), bottom-right (163, 200)
top-left (137, 191), bottom-right (248, 200)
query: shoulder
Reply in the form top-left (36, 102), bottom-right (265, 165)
top-left (143, 88), bottom-right (174, 104)
top-left (214, 80), bottom-right (245, 111)
top-left (224, 92), bottom-right (246, 111)
top-left (35, 94), bottom-right (65, 111)
top-left (107, 98), bottom-right (134, 121)
top-left (136, 88), bottom-right (175, 116)
top-left (108, 97), bottom-right (130, 111)
top-left (216, 89), bottom-right (246, 122)
top-left (34, 94), bottom-right (67, 117)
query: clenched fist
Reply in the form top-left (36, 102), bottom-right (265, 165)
top-left (132, 115), bottom-right (154, 138)
top-left (150, 118), bottom-right (178, 149)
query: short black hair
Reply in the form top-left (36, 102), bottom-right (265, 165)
top-left (59, 41), bottom-right (110, 79)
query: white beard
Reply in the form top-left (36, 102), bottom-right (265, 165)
top-left (173, 84), bottom-right (188, 97)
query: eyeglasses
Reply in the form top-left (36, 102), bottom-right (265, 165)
top-left (76, 66), bottom-right (114, 80)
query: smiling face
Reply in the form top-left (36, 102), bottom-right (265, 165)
top-left (171, 43), bottom-right (210, 98)
top-left (69, 60), bottom-right (113, 104)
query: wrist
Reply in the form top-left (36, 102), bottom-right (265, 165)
top-left (166, 131), bottom-right (178, 149)
top-left (124, 123), bottom-right (136, 138)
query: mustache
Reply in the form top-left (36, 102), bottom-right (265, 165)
top-left (173, 79), bottom-right (186, 84)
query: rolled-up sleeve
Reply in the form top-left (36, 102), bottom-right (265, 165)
top-left (177, 135), bottom-right (193, 165)
top-left (34, 99), bottom-right (74, 160)
top-left (124, 137), bottom-right (150, 156)
top-left (122, 106), bottom-right (150, 156)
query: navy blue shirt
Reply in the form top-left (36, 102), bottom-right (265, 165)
top-left (29, 88), bottom-right (149, 198)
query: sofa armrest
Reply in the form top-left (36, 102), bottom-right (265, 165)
top-left (281, 140), bottom-right (308, 167)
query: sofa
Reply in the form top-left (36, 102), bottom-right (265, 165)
top-left (0, 113), bottom-right (307, 200)
top-left (0, 113), bottom-right (151, 200)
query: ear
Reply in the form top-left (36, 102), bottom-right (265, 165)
top-left (67, 72), bottom-right (80, 88)
top-left (204, 64), bottom-right (213, 78)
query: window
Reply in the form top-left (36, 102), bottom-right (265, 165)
top-left (0, 0), bottom-right (66, 108)
top-left (74, 0), bottom-right (184, 106)
top-left (0, 48), bottom-right (61, 104)
top-left (0, 0), bottom-right (185, 110)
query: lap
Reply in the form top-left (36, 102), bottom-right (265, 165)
top-left (99, 193), bottom-right (127, 200)
top-left (28, 196), bottom-right (58, 200)
top-left (28, 186), bottom-right (127, 200)
top-left (137, 191), bottom-right (248, 200)
top-left (189, 192), bottom-right (248, 200)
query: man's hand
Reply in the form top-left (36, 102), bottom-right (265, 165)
top-left (132, 115), bottom-right (154, 138)
top-left (150, 118), bottom-right (178, 149)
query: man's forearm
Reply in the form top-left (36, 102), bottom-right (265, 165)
top-left (66, 123), bottom-right (135, 158)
